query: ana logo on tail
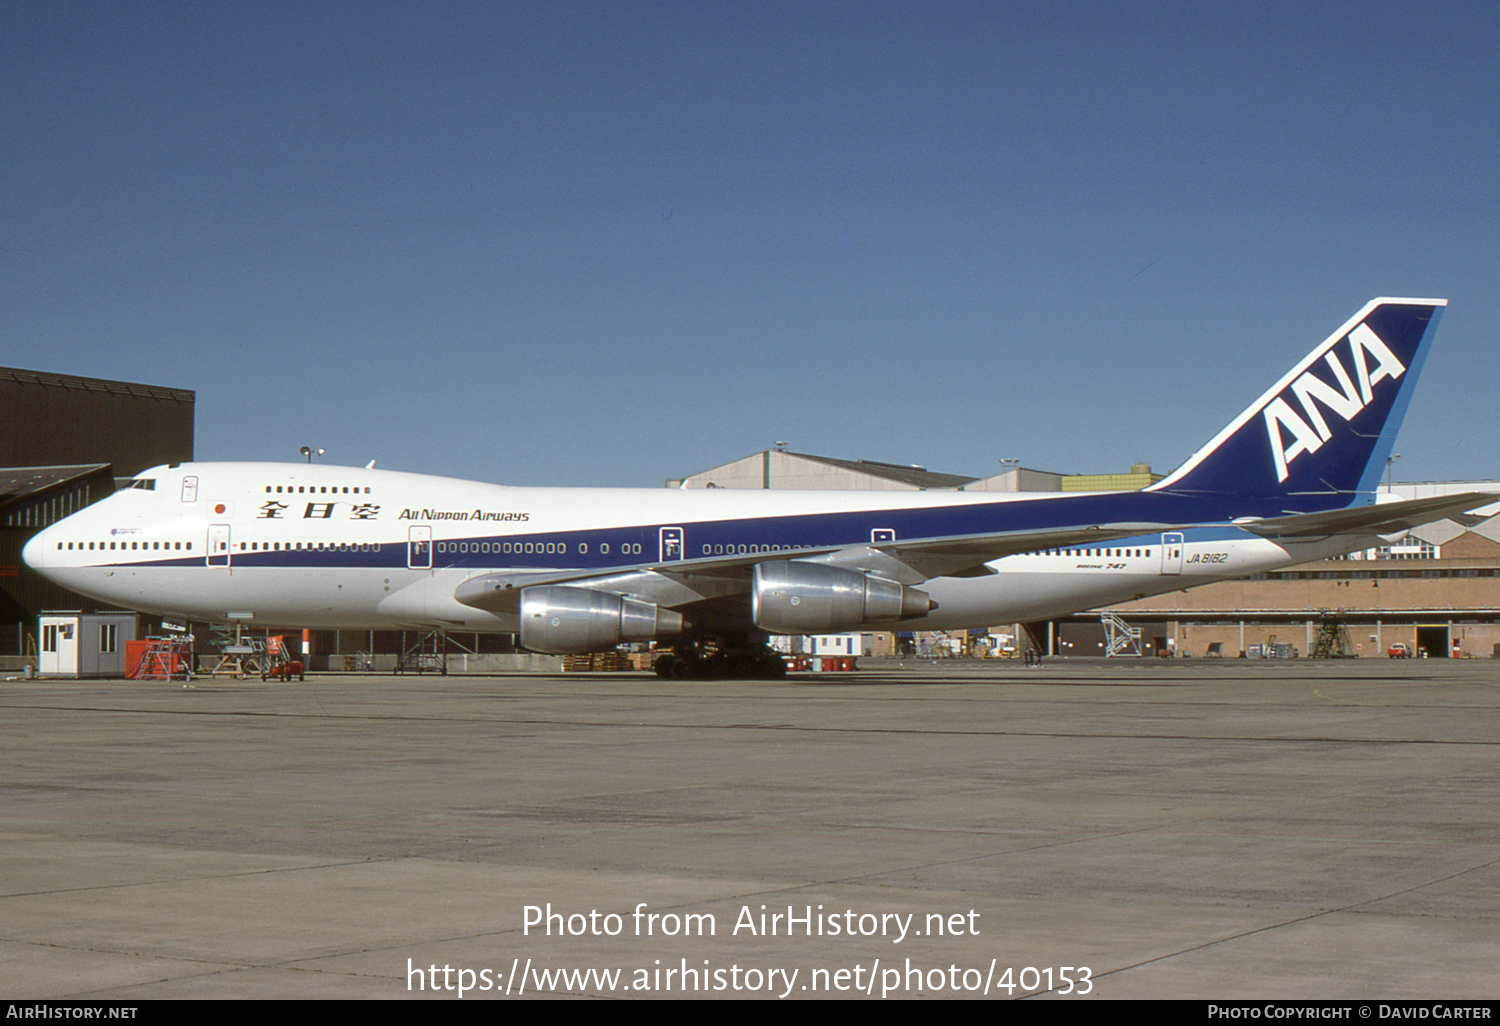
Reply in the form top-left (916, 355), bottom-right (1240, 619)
top-left (1262, 322), bottom-right (1406, 482)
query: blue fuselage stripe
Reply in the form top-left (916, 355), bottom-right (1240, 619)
top-left (101, 489), bottom-right (1306, 572)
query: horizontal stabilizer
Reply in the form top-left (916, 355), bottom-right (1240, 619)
top-left (1234, 492), bottom-right (1498, 539)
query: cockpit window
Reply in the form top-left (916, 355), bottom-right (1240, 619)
top-left (131, 479), bottom-right (156, 490)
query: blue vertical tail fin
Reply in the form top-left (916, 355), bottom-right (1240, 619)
top-left (1146, 298), bottom-right (1446, 503)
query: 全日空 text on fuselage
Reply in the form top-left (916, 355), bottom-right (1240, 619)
top-left (22, 299), bottom-right (1493, 654)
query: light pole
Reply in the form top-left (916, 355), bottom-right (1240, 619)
top-left (300, 446), bottom-right (325, 464)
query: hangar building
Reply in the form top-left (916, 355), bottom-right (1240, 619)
top-left (667, 447), bottom-right (1161, 493)
top-left (0, 367), bottom-right (195, 659)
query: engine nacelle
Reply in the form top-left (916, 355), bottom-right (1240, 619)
top-left (519, 585), bottom-right (684, 654)
top-left (751, 561), bottom-right (932, 634)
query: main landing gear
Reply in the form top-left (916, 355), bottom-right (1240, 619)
top-left (652, 642), bottom-right (788, 680)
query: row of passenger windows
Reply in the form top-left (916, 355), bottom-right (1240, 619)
top-left (239, 541), bottom-right (381, 552)
top-left (437, 541), bottom-right (643, 555)
top-left (432, 541), bottom-right (817, 556)
top-left (58, 540), bottom-right (189, 551)
top-left (430, 543), bottom-right (1145, 559)
top-left (263, 485), bottom-right (373, 494)
top-left (1029, 548), bottom-right (1153, 558)
top-left (55, 538), bottom-right (1158, 561)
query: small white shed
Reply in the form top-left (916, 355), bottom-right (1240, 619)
top-left (37, 612), bottom-right (139, 678)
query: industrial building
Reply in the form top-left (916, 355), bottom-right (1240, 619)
top-left (0, 367), bottom-right (194, 660)
top-left (1084, 480), bottom-right (1500, 661)
top-left (667, 446), bottom-right (1162, 493)
top-left (0, 367), bottom-right (194, 475)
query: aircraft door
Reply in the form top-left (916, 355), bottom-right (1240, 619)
top-left (659, 527), bottom-right (684, 562)
top-left (181, 476), bottom-right (198, 503)
top-left (1160, 533), bottom-right (1184, 575)
top-left (208, 524), bottom-right (231, 567)
top-left (407, 526), bottom-right (432, 569)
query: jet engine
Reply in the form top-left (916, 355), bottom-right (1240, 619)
top-left (519, 585), bottom-right (684, 654)
top-left (751, 561), bottom-right (933, 634)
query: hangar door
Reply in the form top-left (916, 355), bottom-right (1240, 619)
top-left (1415, 624), bottom-right (1450, 658)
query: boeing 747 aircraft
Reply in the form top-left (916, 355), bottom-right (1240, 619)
top-left (24, 298), bottom-right (1493, 676)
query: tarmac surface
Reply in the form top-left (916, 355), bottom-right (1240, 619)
top-left (2, 657), bottom-right (1498, 1001)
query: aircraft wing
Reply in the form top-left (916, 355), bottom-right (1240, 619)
top-left (455, 494), bottom-right (1497, 618)
top-left (452, 521), bottom-right (1172, 615)
top-left (1233, 492), bottom-right (1499, 540)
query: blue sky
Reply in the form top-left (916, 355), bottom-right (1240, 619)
top-left (5, 1), bottom-right (1498, 487)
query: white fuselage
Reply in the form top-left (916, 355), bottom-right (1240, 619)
top-left (23, 462), bottom-right (1372, 635)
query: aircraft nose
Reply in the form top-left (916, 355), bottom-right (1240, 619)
top-left (22, 527), bottom-right (55, 572)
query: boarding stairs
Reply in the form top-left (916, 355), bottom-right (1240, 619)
top-left (132, 637), bottom-right (192, 681)
top-left (395, 629), bottom-right (448, 674)
top-left (1311, 612), bottom-right (1356, 659)
top-left (1100, 612), bottom-right (1142, 657)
